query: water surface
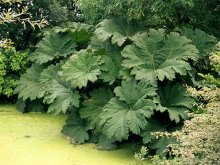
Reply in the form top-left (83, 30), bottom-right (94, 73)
top-left (0, 104), bottom-right (144, 165)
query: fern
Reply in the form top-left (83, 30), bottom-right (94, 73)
top-left (122, 29), bottom-right (199, 83)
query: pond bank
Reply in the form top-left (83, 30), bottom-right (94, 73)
top-left (0, 104), bottom-right (149, 165)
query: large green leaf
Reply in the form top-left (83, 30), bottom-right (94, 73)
top-left (158, 83), bottom-right (194, 123)
top-left (39, 65), bottom-right (80, 114)
top-left (79, 88), bottom-right (114, 129)
top-left (29, 32), bottom-right (77, 64)
top-left (100, 80), bottom-right (156, 141)
top-left (122, 29), bottom-right (199, 83)
top-left (54, 22), bottom-right (92, 46)
top-left (14, 64), bottom-right (44, 101)
top-left (114, 80), bottom-right (157, 105)
top-left (62, 111), bottom-right (92, 144)
top-left (95, 18), bottom-right (145, 46)
top-left (180, 27), bottom-right (217, 57)
top-left (62, 50), bottom-right (103, 88)
top-left (99, 50), bottom-right (123, 84)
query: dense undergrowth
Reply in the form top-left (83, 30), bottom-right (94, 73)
top-left (149, 43), bottom-right (220, 164)
top-left (1, 0), bottom-right (219, 163)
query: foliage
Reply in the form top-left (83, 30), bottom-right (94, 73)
top-left (0, 0), bottom-right (48, 50)
top-left (14, 23), bottom-right (91, 114)
top-left (62, 50), bottom-right (103, 88)
top-left (77, 0), bottom-right (191, 25)
top-left (0, 40), bottom-right (28, 98)
top-left (94, 18), bottom-right (145, 46)
top-left (29, 30), bottom-right (77, 64)
top-left (0, 0), bottom-right (47, 28)
top-left (100, 80), bottom-right (156, 141)
top-left (150, 43), bottom-right (220, 164)
top-left (151, 86), bottom-right (220, 165)
top-left (30, 0), bottom-right (81, 26)
top-left (198, 42), bottom-right (220, 85)
top-left (77, 0), bottom-right (220, 39)
top-left (14, 17), bottom-right (216, 153)
top-left (122, 28), bottom-right (198, 83)
top-left (0, 0), bottom-right (81, 50)
top-left (133, 146), bottom-right (148, 165)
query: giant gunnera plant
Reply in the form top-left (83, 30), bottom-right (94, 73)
top-left (14, 18), bottom-right (217, 153)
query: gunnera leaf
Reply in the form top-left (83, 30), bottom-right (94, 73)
top-left (61, 110), bottom-right (92, 144)
top-left (122, 29), bottom-right (199, 83)
top-left (158, 83), bottom-right (194, 123)
top-left (29, 31), bottom-right (77, 64)
top-left (14, 64), bottom-right (45, 101)
top-left (180, 27), bottom-right (217, 57)
top-left (62, 50), bottom-right (103, 88)
top-left (95, 18), bottom-right (145, 46)
top-left (100, 80), bottom-right (157, 141)
top-left (99, 49), bottom-right (123, 84)
top-left (53, 22), bottom-right (92, 48)
top-left (39, 64), bottom-right (80, 115)
top-left (79, 88), bottom-right (114, 129)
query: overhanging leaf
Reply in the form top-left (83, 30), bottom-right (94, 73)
top-left (54, 22), bottom-right (92, 45)
top-left (114, 80), bottom-right (157, 105)
top-left (61, 111), bottom-right (92, 144)
top-left (97, 135), bottom-right (117, 150)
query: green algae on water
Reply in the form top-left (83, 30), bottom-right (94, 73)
top-left (0, 104), bottom-right (142, 165)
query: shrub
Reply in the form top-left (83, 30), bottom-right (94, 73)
top-left (0, 39), bottom-right (28, 98)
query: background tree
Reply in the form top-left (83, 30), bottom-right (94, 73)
top-left (77, 0), bottom-right (220, 38)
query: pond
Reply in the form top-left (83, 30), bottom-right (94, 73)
top-left (0, 104), bottom-right (150, 165)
